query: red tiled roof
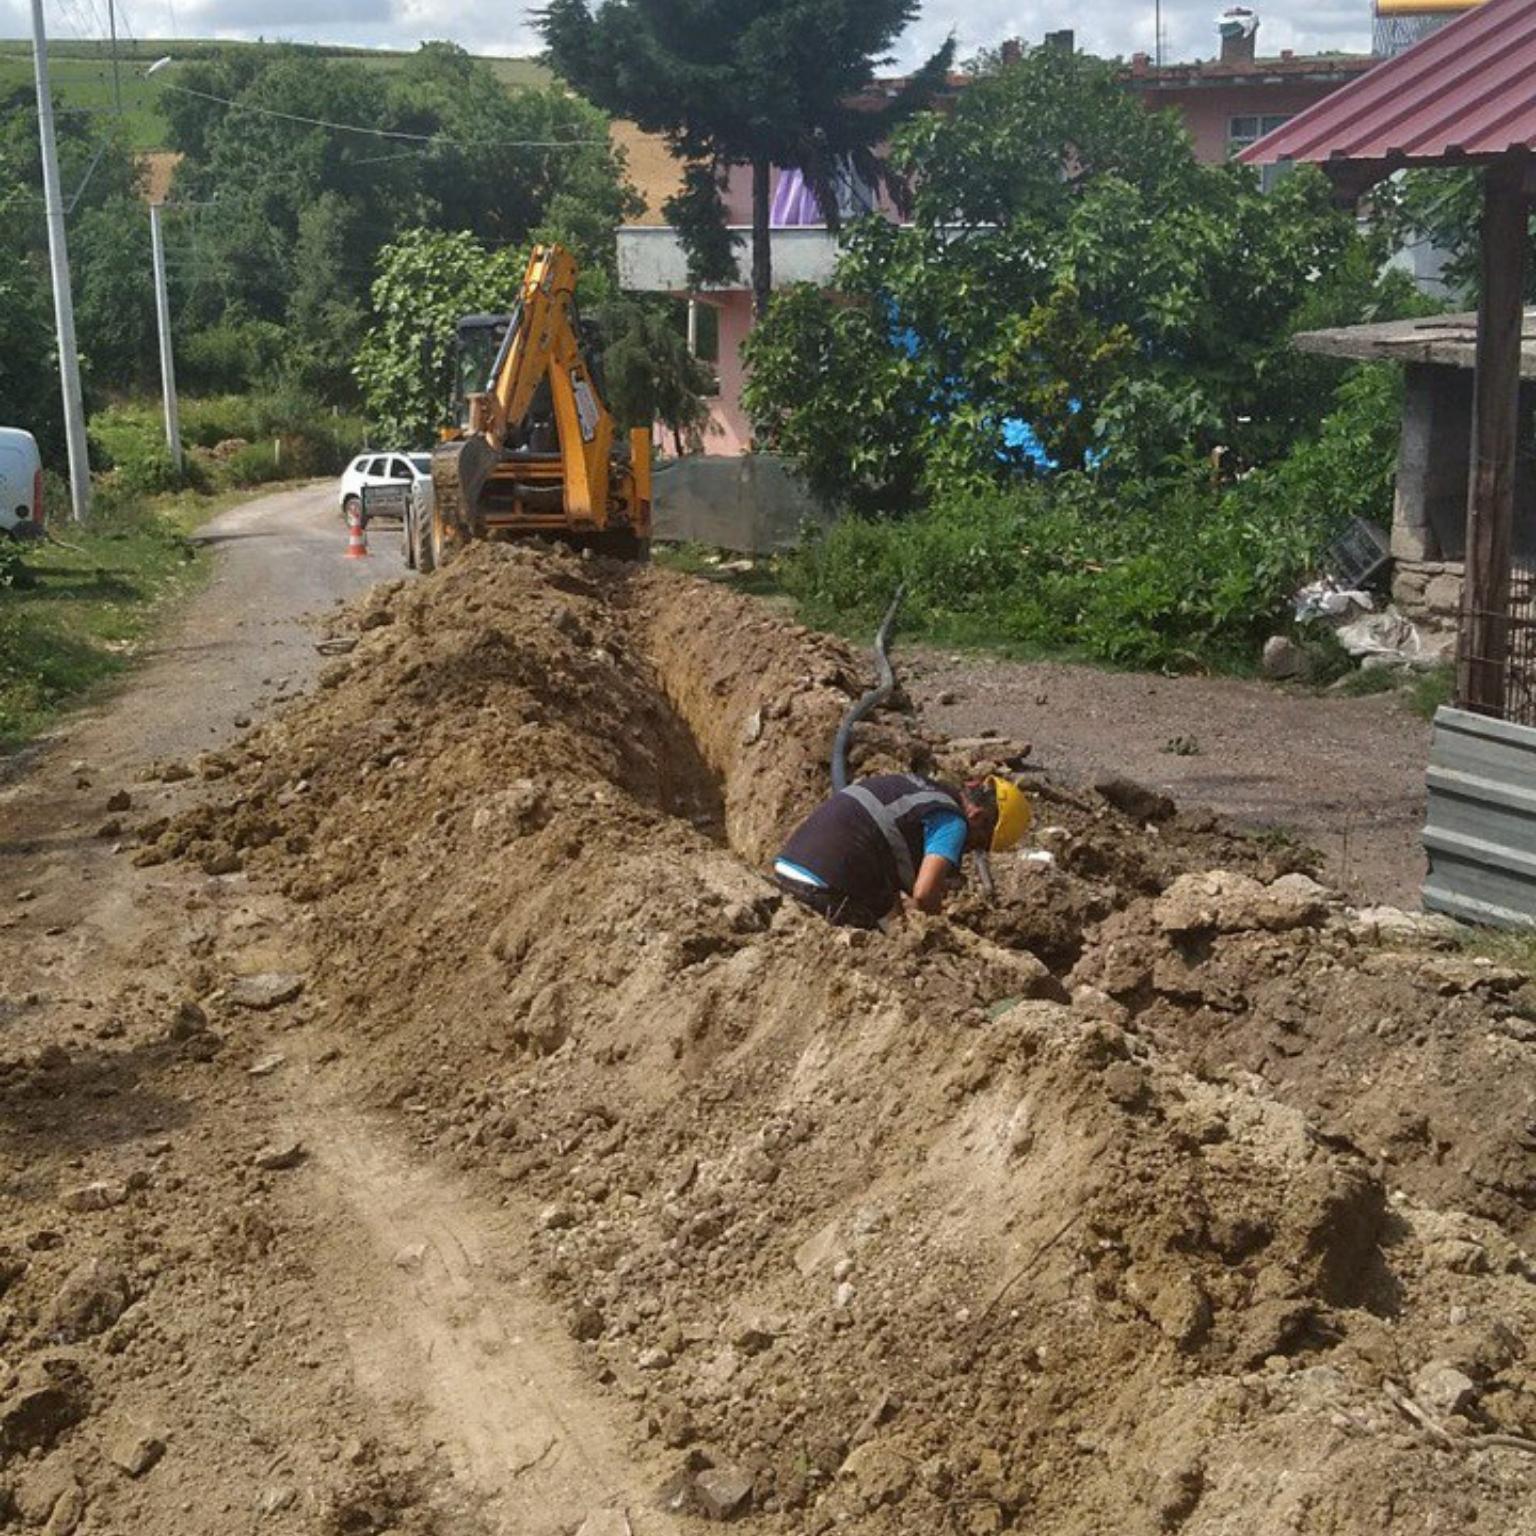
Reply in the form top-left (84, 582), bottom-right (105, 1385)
top-left (1241, 0), bottom-right (1536, 169)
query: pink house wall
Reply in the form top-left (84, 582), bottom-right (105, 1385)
top-left (702, 293), bottom-right (756, 454)
top-left (1137, 82), bottom-right (1366, 163)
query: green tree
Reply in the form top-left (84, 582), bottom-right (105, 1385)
top-left (161, 44), bottom-right (637, 399)
top-left (745, 43), bottom-right (1419, 509)
top-left (538, 0), bottom-right (954, 318)
top-left (358, 228), bottom-right (713, 452)
top-left (73, 200), bottom-right (157, 393)
top-left (596, 297), bottom-right (716, 453)
top-left (355, 229), bottom-right (531, 446)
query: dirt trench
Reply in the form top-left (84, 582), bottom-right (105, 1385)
top-left (11, 542), bottom-right (1536, 1535)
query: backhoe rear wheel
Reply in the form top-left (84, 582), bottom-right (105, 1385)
top-left (415, 504), bottom-right (436, 574)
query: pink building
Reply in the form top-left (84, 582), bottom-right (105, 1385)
top-left (1121, 10), bottom-right (1374, 182)
top-left (615, 137), bottom-right (905, 453)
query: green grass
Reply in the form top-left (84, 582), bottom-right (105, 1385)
top-left (0, 40), bottom-right (551, 152)
top-left (1330, 667), bottom-right (1400, 698)
top-left (0, 482), bottom-right (276, 750)
top-left (1408, 662), bottom-right (1454, 720)
top-left (0, 51), bottom-right (173, 151)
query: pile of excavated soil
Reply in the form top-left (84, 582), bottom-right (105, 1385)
top-left (152, 544), bottom-right (1536, 1533)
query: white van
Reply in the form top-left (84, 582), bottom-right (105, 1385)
top-left (0, 428), bottom-right (44, 540)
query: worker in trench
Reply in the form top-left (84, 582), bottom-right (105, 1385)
top-left (773, 773), bottom-right (1032, 929)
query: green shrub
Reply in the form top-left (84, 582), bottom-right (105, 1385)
top-left (179, 395), bottom-right (264, 448)
top-left (178, 319), bottom-right (288, 396)
top-left (0, 539), bottom-right (32, 589)
top-left (112, 443), bottom-right (185, 498)
top-left (782, 361), bottom-right (1403, 673)
top-left (222, 441), bottom-right (288, 488)
top-left (784, 467), bottom-right (1342, 672)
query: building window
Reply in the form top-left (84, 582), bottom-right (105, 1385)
top-left (1229, 113), bottom-right (1292, 191)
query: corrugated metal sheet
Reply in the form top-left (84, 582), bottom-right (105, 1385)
top-left (1423, 705), bottom-right (1536, 928)
top-left (1242, 0), bottom-right (1536, 169)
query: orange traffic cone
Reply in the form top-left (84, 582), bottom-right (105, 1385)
top-left (344, 501), bottom-right (370, 559)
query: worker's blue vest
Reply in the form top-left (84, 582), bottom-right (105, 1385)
top-left (779, 773), bottom-right (963, 917)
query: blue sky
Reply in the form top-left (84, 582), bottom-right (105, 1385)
top-left (1, 0), bottom-right (1371, 69)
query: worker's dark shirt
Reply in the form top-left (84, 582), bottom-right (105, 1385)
top-left (777, 773), bottom-right (965, 918)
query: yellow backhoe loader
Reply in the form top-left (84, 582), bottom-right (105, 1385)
top-left (422, 243), bottom-right (652, 571)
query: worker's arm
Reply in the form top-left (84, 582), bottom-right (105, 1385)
top-left (910, 853), bottom-right (953, 914)
top-left (907, 808), bottom-right (968, 915)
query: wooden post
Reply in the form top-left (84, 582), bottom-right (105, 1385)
top-left (1459, 157), bottom-right (1530, 717)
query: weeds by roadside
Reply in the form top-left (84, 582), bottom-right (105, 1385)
top-left (1408, 664), bottom-right (1454, 719)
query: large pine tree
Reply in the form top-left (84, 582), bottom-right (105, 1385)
top-left (539, 0), bottom-right (954, 318)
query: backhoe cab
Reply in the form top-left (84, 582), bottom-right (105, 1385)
top-left (426, 244), bottom-right (652, 570)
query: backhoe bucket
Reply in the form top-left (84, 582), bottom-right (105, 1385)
top-left (431, 436), bottom-right (497, 543)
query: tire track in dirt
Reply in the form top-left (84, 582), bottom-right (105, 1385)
top-left (290, 1095), bottom-right (677, 1535)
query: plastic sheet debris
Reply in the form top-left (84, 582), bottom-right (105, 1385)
top-left (1293, 580), bottom-right (1375, 624)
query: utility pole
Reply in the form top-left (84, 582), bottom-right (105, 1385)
top-left (149, 203), bottom-right (182, 472)
top-left (30, 0), bottom-right (91, 522)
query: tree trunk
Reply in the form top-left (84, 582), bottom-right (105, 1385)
top-left (751, 154), bottom-right (772, 321)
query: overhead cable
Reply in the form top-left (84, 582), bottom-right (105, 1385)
top-left (159, 82), bottom-right (608, 149)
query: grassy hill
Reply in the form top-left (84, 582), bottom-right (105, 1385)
top-left (0, 38), bottom-right (551, 152)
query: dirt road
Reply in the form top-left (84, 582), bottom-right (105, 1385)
top-left (906, 650), bottom-right (1432, 908)
top-left (0, 486), bottom-right (672, 1534)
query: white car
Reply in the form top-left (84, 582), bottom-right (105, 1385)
top-left (0, 427), bottom-right (45, 540)
top-left (338, 451), bottom-right (432, 525)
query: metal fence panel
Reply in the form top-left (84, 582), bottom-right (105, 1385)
top-left (1424, 704), bottom-right (1536, 927)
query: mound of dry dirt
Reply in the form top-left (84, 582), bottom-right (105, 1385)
top-left (142, 544), bottom-right (1536, 1533)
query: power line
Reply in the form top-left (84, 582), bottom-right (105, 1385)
top-left (158, 82), bottom-right (608, 150)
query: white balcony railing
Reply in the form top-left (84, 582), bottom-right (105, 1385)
top-left (617, 224), bottom-right (844, 293)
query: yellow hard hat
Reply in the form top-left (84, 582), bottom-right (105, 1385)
top-left (989, 776), bottom-right (1033, 852)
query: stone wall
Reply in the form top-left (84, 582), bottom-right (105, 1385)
top-left (1394, 558), bottom-right (1463, 634)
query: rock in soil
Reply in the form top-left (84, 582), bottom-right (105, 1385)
top-left (694, 1465), bottom-right (754, 1520)
top-left (60, 1180), bottom-right (129, 1213)
top-left (252, 1140), bottom-right (306, 1171)
top-left (46, 1258), bottom-right (131, 1342)
top-left (226, 972), bottom-right (304, 1010)
top-left (107, 1425), bottom-right (166, 1477)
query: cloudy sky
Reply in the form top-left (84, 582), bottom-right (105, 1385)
top-left (0, 0), bottom-right (1371, 71)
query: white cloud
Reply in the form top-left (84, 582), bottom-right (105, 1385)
top-left (3, 0), bottom-right (1372, 71)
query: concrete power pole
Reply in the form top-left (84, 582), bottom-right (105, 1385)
top-left (149, 204), bottom-right (182, 472)
top-left (30, 0), bottom-right (91, 522)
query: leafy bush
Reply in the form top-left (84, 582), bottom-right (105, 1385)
top-left (177, 319), bottom-right (290, 396)
top-left (112, 443), bottom-right (186, 498)
top-left (783, 365), bottom-right (1402, 672)
top-left (222, 442), bottom-right (288, 487)
top-left (94, 393), bottom-right (366, 494)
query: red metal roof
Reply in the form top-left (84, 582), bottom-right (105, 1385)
top-left (1241, 0), bottom-right (1536, 170)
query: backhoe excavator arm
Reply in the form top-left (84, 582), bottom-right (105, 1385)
top-left (474, 245), bottom-right (579, 452)
top-left (430, 242), bottom-right (649, 559)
